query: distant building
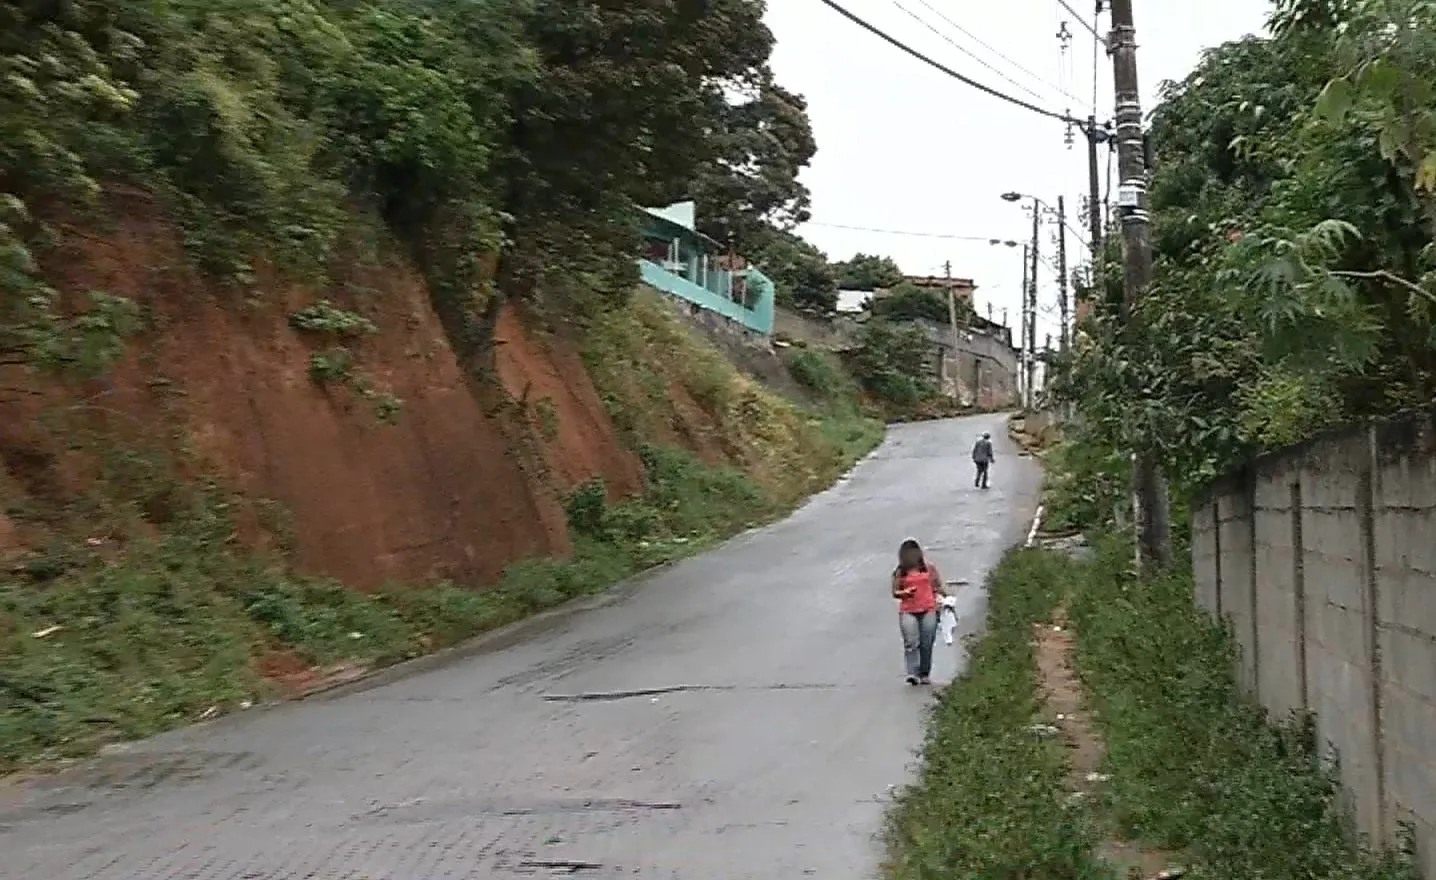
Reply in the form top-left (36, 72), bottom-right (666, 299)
top-left (872, 274), bottom-right (977, 306)
top-left (835, 289), bottom-right (870, 314)
top-left (638, 201), bottom-right (776, 334)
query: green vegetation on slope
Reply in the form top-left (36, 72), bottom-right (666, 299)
top-left (0, 441), bottom-right (868, 775)
top-left (0, 0), bottom-right (893, 777)
top-left (883, 548), bottom-right (1108, 880)
top-left (1, 292), bottom-right (883, 774)
top-left (583, 290), bottom-right (883, 504)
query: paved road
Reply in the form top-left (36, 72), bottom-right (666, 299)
top-left (0, 414), bottom-right (1040, 880)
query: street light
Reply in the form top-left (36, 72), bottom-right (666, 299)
top-left (998, 193), bottom-right (1044, 407)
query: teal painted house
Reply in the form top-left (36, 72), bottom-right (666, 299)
top-left (639, 201), bottom-right (775, 335)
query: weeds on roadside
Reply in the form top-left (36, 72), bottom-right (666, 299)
top-left (1068, 534), bottom-right (1419, 880)
top-left (884, 548), bottom-right (1110, 880)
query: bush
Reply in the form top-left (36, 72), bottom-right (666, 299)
top-left (847, 318), bottom-right (938, 410)
top-left (1042, 428), bottom-right (1133, 534)
top-left (785, 348), bottom-right (844, 397)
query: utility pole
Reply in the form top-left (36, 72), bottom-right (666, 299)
top-left (1018, 248), bottom-right (1029, 407)
top-left (1027, 205), bottom-right (1040, 410)
top-left (944, 259), bottom-right (959, 400)
top-left (1056, 196), bottom-right (1070, 351)
top-left (1108, 0), bottom-right (1172, 570)
top-left (1085, 116), bottom-right (1104, 257)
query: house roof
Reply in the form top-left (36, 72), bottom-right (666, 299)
top-left (901, 274), bottom-right (977, 290)
top-left (641, 204), bottom-right (724, 251)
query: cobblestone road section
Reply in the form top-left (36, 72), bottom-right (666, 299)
top-left (0, 415), bottom-right (1040, 879)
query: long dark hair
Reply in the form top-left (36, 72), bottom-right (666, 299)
top-left (896, 538), bottom-right (927, 574)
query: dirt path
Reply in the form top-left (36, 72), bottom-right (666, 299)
top-left (1033, 606), bottom-right (1181, 880)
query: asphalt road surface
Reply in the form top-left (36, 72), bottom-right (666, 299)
top-left (0, 413), bottom-right (1041, 880)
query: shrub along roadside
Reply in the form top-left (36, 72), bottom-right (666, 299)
top-left (0, 443), bottom-right (851, 776)
top-left (883, 548), bottom-right (1109, 880)
top-left (1066, 534), bottom-right (1418, 880)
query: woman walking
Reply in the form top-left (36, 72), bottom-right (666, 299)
top-left (891, 539), bottom-right (946, 685)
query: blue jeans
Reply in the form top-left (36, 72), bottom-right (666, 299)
top-left (899, 611), bottom-right (939, 678)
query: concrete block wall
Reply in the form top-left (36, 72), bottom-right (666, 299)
top-left (1192, 408), bottom-right (1436, 873)
top-left (772, 308), bottom-right (1020, 409)
top-left (771, 307), bottom-right (858, 350)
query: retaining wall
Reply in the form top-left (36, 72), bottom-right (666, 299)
top-left (1192, 406), bottom-right (1436, 874)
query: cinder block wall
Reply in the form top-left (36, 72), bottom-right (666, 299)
top-left (1192, 408), bottom-right (1436, 874)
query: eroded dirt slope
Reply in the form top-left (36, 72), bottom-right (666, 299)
top-left (0, 197), bottom-right (646, 588)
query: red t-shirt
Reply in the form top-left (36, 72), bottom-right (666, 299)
top-left (896, 564), bottom-right (941, 614)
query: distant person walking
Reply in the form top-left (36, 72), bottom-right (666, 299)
top-left (891, 539), bottom-right (947, 685)
top-left (972, 431), bottom-right (994, 489)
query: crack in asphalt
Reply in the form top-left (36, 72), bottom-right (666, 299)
top-left (515, 859), bottom-right (604, 874)
top-left (540, 683), bottom-right (843, 702)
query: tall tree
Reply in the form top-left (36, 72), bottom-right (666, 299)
top-left (749, 226), bottom-right (838, 313)
top-left (1062, 0), bottom-right (1436, 495)
top-left (690, 77), bottom-right (816, 252)
top-left (832, 253), bottom-right (902, 290)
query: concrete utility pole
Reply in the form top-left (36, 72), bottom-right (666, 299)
top-left (1085, 116), bottom-right (1104, 258)
top-left (1056, 195), bottom-right (1070, 351)
top-left (944, 259), bottom-right (960, 399)
top-left (1018, 248), bottom-right (1029, 407)
top-left (1108, 0), bottom-right (1172, 570)
top-left (1026, 206), bottom-right (1040, 409)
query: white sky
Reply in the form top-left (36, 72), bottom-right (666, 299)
top-left (764, 0), bottom-right (1273, 344)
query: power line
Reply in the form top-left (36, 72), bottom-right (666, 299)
top-left (892, 1), bottom-right (1053, 106)
top-left (806, 221), bottom-right (1022, 243)
top-left (809, 217), bottom-right (1091, 264)
top-left (816, 0), bottom-right (1075, 124)
top-left (901, 0), bottom-right (1086, 107)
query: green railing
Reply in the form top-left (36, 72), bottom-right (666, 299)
top-left (638, 260), bottom-right (775, 334)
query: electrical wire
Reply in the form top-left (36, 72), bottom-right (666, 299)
top-left (905, 0), bottom-right (1087, 107)
top-left (816, 0), bottom-right (1075, 124)
top-left (892, 2), bottom-right (1057, 106)
top-left (805, 221), bottom-right (1022, 243)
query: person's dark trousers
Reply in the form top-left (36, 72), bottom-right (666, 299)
top-left (975, 462), bottom-right (989, 488)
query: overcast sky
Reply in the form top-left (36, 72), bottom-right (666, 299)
top-left (763, 0), bottom-right (1273, 344)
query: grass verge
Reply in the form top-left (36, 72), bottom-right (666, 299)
top-left (883, 547), bottom-right (1109, 879)
top-left (1066, 533), bottom-right (1418, 880)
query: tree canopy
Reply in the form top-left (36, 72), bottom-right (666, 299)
top-left (0, 0), bottom-right (824, 374)
top-left (832, 253), bottom-right (903, 290)
top-left (1058, 0), bottom-right (1436, 501)
top-left (871, 280), bottom-right (975, 325)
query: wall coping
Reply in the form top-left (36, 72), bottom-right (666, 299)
top-left (1193, 400), bottom-right (1436, 507)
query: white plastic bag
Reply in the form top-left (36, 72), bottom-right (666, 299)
top-left (939, 595), bottom-right (959, 645)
